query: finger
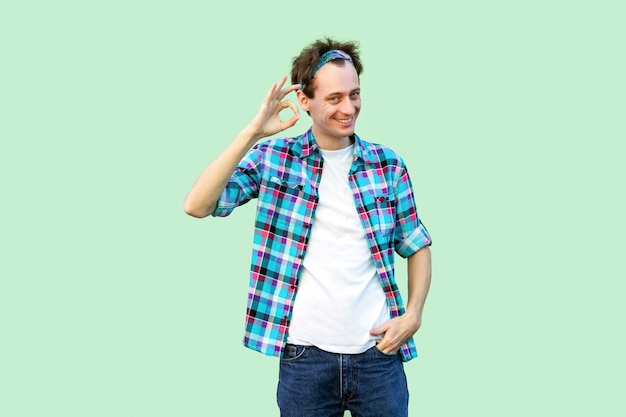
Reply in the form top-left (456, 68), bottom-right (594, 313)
top-left (376, 340), bottom-right (393, 354)
top-left (377, 337), bottom-right (401, 355)
top-left (376, 339), bottom-right (389, 351)
top-left (282, 114), bottom-right (300, 129)
top-left (279, 82), bottom-right (301, 98)
top-left (275, 75), bottom-right (288, 93)
top-left (280, 101), bottom-right (300, 128)
top-left (282, 100), bottom-right (300, 116)
top-left (369, 324), bottom-right (386, 337)
top-left (264, 76), bottom-right (288, 101)
top-left (263, 82), bottom-right (279, 103)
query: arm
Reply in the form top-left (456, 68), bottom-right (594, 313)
top-left (370, 245), bottom-right (432, 354)
top-left (183, 76), bottom-right (301, 218)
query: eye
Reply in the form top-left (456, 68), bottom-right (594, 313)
top-left (350, 91), bottom-right (361, 99)
top-left (328, 96), bottom-right (341, 103)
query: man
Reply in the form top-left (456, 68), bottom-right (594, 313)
top-left (184, 38), bottom-right (432, 417)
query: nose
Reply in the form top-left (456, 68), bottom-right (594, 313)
top-left (339, 97), bottom-right (356, 115)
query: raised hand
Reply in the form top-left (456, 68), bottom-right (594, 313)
top-left (184, 76), bottom-right (302, 218)
top-left (245, 75), bottom-right (301, 141)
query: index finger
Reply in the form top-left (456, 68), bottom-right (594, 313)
top-left (274, 75), bottom-right (289, 92)
top-left (280, 82), bottom-right (301, 98)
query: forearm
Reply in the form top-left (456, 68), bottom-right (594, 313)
top-left (184, 77), bottom-right (301, 218)
top-left (183, 127), bottom-right (260, 218)
top-left (404, 246), bottom-right (432, 322)
top-left (369, 246), bottom-right (432, 353)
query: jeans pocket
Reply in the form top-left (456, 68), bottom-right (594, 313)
top-left (373, 344), bottom-right (399, 358)
top-left (280, 344), bottom-right (308, 362)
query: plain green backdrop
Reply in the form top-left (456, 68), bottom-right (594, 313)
top-left (2, 0), bottom-right (625, 416)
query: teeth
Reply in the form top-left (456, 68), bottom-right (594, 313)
top-left (337, 118), bottom-right (352, 123)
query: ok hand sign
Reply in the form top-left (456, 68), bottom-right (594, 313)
top-left (245, 75), bottom-right (301, 141)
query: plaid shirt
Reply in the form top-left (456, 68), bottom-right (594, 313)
top-left (213, 128), bottom-right (431, 362)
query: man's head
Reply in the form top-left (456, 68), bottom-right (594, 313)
top-left (291, 39), bottom-right (364, 148)
top-left (291, 38), bottom-right (363, 99)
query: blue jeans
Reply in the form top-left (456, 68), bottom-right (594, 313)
top-left (277, 344), bottom-right (409, 417)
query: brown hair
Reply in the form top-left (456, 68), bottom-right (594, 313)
top-left (291, 37), bottom-right (363, 98)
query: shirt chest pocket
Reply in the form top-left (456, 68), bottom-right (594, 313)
top-left (269, 175), bottom-right (305, 191)
top-left (361, 193), bottom-right (396, 237)
top-left (257, 175), bottom-right (310, 227)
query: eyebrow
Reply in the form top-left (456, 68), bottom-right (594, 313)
top-left (324, 88), bottom-right (361, 98)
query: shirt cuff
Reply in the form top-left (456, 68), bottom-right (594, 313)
top-left (395, 221), bottom-right (432, 258)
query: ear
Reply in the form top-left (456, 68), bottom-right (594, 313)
top-left (296, 90), bottom-right (310, 112)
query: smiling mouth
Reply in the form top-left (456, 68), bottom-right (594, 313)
top-left (335, 117), bottom-right (353, 124)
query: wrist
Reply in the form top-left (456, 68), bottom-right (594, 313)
top-left (238, 125), bottom-right (264, 145)
top-left (402, 308), bottom-right (422, 323)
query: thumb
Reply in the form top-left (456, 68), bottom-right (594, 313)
top-left (369, 323), bottom-right (388, 336)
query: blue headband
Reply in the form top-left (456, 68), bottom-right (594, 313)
top-left (311, 50), bottom-right (354, 79)
top-left (301, 50), bottom-right (354, 91)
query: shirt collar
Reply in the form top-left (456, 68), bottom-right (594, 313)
top-left (294, 127), bottom-right (375, 163)
top-left (293, 128), bottom-right (318, 158)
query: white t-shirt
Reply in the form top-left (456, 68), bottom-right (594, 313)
top-left (287, 144), bottom-right (390, 354)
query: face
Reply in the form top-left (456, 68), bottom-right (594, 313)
top-left (297, 62), bottom-right (361, 150)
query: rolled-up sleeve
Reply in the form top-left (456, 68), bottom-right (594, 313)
top-left (393, 167), bottom-right (432, 258)
top-left (212, 146), bottom-right (262, 218)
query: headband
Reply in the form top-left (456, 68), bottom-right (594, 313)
top-left (311, 50), bottom-right (354, 79)
top-left (301, 50), bottom-right (354, 90)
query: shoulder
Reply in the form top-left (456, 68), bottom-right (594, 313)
top-left (243, 135), bottom-right (301, 166)
top-left (254, 135), bottom-right (300, 153)
top-left (357, 135), bottom-right (407, 169)
top-left (242, 134), bottom-right (305, 172)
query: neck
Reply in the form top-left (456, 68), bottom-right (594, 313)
top-left (311, 127), bottom-right (353, 151)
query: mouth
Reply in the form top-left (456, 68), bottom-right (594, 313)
top-left (334, 117), bottom-right (353, 124)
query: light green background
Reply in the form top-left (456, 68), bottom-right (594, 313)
top-left (2, 1), bottom-right (625, 416)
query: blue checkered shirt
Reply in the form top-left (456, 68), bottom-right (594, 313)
top-left (213, 128), bottom-right (431, 361)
